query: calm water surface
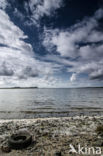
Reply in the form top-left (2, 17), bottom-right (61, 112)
top-left (0, 88), bottom-right (103, 119)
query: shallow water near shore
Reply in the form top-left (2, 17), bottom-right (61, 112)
top-left (0, 88), bottom-right (103, 119)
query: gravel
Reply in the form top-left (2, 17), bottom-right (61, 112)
top-left (0, 116), bottom-right (103, 155)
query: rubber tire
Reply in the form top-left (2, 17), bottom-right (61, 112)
top-left (8, 131), bottom-right (32, 149)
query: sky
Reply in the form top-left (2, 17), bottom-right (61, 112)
top-left (0, 0), bottom-right (103, 88)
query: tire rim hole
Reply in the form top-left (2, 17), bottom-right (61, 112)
top-left (14, 136), bottom-right (26, 141)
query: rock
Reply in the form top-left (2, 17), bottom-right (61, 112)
top-left (55, 152), bottom-right (62, 156)
top-left (1, 144), bottom-right (11, 153)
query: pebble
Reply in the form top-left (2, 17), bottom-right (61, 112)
top-left (0, 116), bottom-right (103, 155)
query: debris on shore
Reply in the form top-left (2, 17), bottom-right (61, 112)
top-left (0, 116), bottom-right (103, 155)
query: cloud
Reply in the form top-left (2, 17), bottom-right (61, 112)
top-left (70, 73), bottom-right (77, 82)
top-left (13, 8), bottom-right (25, 21)
top-left (43, 8), bottom-right (103, 57)
top-left (90, 69), bottom-right (103, 80)
top-left (24, 0), bottom-right (63, 26)
top-left (0, 9), bottom-right (28, 49)
top-left (0, 0), bottom-right (103, 87)
top-left (0, 8), bottom-right (61, 87)
top-left (0, 9), bottom-right (36, 78)
top-left (0, 0), bottom-right (8, 10)
top-left (0, 62), bottom-right (14, 76)
top-left (43, 8), bottom-right (103, 81)
top-left (1, 0), bottom-right (63, 27)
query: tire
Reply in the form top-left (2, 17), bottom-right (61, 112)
top-left (8, 131), bottom-right (32, 149)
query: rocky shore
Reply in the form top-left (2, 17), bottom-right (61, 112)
top-left (0, 116), bottom-right (103, 155)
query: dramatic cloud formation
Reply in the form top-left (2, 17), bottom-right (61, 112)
top-left (0, 0), bottom-right (103, 87)
top-left (43, 8), bottom-right (103, 81)
top-left (0, 8), bottom-right (61, 87)
top-left (0, 9), bottom-right (35, 77)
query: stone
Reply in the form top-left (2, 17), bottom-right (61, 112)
top-left (1, 145), bottom-right (11, 153)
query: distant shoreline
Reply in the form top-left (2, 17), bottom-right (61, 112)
top-left (0, 87), bottom-right (38, 89)
top-left (0, 87), bottom-right (103, 89)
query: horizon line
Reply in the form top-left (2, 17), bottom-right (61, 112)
top-left (0, 86), bottom-right (103, 89)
